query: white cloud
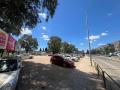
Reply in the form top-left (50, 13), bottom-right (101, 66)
top-left (101, 32), bottom-right (107, 36)
top-left (89, 35), bottom-right (100, 41)
top-left (42, 26), bottom-right (46, 30)
top-left (107, 13), bottom-right (112, 16)
top-left (41, 34), bottom-right (50, 41)
top-left (21, 28), bottom-right (32, 35)
top-left (85, 32), bottom-right (108, 44)
top-left (80, 43), bottom-right (84, 46)
top-left (39, 13), bottom-right (47, 19)
top-left (85, 35), bottom-right (100, 43)
top-left (98, 43), bottom-right (105, 46)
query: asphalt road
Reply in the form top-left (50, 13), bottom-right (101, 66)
top-left (92, 55), bottom-right (120, 81)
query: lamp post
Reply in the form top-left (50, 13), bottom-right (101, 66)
top-left (85, 12), bottom-right (93, 66)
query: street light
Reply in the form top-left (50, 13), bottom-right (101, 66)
top-left (85, 12), bottom-right (92, 66)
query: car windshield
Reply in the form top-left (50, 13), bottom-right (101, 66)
top-left (0, 60), bottom-right (17, 72)
top-left (66, 56), bottom-right (70, 57)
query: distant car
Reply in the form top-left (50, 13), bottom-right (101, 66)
top-left (63, 55), bottom-right (71, 60)
top-left (0, 58), bottom-right (22, 90)
top-left (108, 53), bottom-right (113, 57)
top-left (29, 55), bottom-right (33, 59)
top-left (71, 56), bottom-right (79, 62)
top-left (117, 53), bottom-right (120, 56)
top-left (48, 54), bottom-right (53, 56)
top-left (108, 52), bottom-right (118, 57)
top-left (50, 55), bottom-right (75, 68)
top-left (16, 54), bottom-right (23, 60)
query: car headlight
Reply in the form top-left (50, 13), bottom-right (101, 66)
top-left (1, 83), bottom-right (12, 90)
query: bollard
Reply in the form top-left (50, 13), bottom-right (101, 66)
top-left (97, 65), bottom-right (100, 76)
top-left (102, 71), bottom-right (106, 88)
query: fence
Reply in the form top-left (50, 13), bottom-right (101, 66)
top-left (93, 61), bottom-right (120, 90)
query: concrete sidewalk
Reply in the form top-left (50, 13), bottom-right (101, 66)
top-left (17, 56), bottom-right (105, 90)
top-left (76, 56), bottom-right (96, 73)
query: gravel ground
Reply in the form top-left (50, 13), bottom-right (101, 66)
top-left (16, 55), bottom-right (105, 90)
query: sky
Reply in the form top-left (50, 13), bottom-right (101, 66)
top-left (19, 0), bottom-right (120, 51)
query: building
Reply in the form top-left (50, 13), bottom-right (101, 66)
top-left (112, 40), bottom-right (120, 51)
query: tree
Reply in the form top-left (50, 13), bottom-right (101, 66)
top-left (61, 42), bottom-right (77, 54)
top-left (61, 42), bottom-right (69, 53)
top-left (86, 50), bottom-right (89, 54)
top-left (45, 48), bottom-right (48, 53)
top-left (104, 44), bottom-right (115, 54)
top-left (39, 48), bottom-right (42, 52)
top-left (67, 44), bottom-right (77, 54)
top-left (0, 0), bottom-right (58, 35)
top-left (19, 34), bottom-right (38, 53)
top-left (48, 36), bottom-right (61, 54)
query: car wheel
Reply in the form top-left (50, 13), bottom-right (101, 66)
top-left (63, 63), bottom-right (67, 67)
top-left (72, 59), bottom-right (75, 61)
top-left (50, 60), bottom-right (53, 64)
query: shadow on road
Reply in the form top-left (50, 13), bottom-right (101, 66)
top-left (16, 60), bottom-right (104, 90)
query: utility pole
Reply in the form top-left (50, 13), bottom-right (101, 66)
top-left (85, 12), bottom-right (92, 66)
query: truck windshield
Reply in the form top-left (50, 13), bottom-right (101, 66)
top-left (0, 60), bottom-right (17, 72)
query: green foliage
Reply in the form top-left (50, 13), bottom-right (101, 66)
top-left (86, 50), bottom-right (89, 54)
top-left (45, 48), bottom-right (48, 53)
top-left (92, 44), bottom-right (115, 55)
top-left (48, 36), bottom-right (61, 54)
top-left (19, 34), bottom-right (38, 52)
top-left (104, 44), bottom-right (115, 54)
top-left (61, 42), bottom-right (77, 54)
top-left (48, 36), bottom-right (79, 54)
top-left (39, 48), bottom-right (42, 52)
top-left (0, 0), bottom-right (58, 35)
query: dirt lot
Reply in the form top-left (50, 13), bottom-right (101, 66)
top-left (16, 56), bottom-right (104, 90)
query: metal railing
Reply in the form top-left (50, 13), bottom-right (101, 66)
top-left (93, 61), bottom-right (120, 90)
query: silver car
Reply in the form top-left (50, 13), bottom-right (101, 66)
top-left (71, 56), bottom-right (79, 62)
top-left (0, 58), bottom-right (22, 90)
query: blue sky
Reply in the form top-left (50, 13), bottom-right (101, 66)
top-left (19, 0), bottom-right (120, 51)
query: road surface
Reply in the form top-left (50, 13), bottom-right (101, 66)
top-left (92, 55), bottom-right (120, 81)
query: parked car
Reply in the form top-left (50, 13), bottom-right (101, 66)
top-left (63, 54), bottom-right (71, 60)
top-left (117, 53), bottom-right (120, 56)
top-left (50, 55), bottom-right (75, 68)
top-left (0, 57), bottom-right (22, 90)
top-left (48, 54), bottom-right (53, 56)
top-left (108, 52), bottom-right (118, 57)
top-left (71, 56), bottom-right (79, 62)
top-left (29, 55), bottom-right (33, 59)
top-left (108, 53), bottom-right (113, 57)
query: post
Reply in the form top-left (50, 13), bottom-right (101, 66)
top-left (85, 12), bottom-right (92, 66)
top-left (102, 71), bottom-right (106, 88)
top-left (97, 65), bottom-right (100, 76)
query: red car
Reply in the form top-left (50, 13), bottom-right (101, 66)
top-left (50, 55), bottom-right (75, 68)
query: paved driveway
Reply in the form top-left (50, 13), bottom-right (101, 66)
top-left (16, 56), bottom-right (104, 90)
